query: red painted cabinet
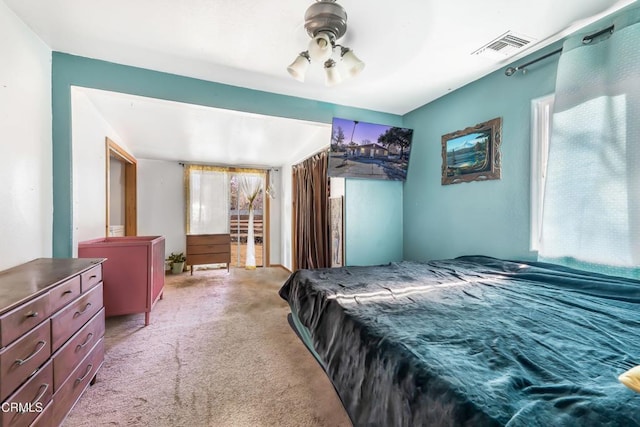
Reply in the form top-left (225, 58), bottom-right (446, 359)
top-left (78, 236), bottom-right (165, 326)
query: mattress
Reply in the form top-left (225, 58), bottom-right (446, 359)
top-left (279, 256), bottom-right (640, 426)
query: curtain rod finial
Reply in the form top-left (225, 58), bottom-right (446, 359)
top-left (505, 67), bottom-right (517, 76)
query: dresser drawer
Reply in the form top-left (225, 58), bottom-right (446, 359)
top-left (0, 321), bottom-right (51, 402)
top-left (1, 360), bottom-right (53, 427)
top-left (29, 400), bottom-right (52, 427)
top-left (0, 292), bottom-right (49, 348)
top-left (48, 276), bottom-right (81, 315)
top-left (51, 339), bottom-right (104, 427)
top-left (186, 244), bottom-right (229, 255)
top-left (187, 253), bottom-right (230, 265)
top-left (52, 309), bottom-right (105, 391)
top-left (187, 234), bottom-right (230, 245)
top-left (80, 265), bottom-right (102, 293)
top-left (50, 284), bottom-right (103, 352)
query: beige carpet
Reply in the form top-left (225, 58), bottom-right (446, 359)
top-left (63, 267), bottom-right (351, 427)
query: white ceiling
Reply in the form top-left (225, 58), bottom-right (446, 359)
top-left (4, 0), bottom-right (635, 166)
top-left (76, 87), bottom-right (330, 167)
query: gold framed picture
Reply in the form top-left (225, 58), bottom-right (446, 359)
top-left (441, 117), bottom-right (502, 185)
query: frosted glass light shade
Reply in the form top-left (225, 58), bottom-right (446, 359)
top-left (341, 49), bottom-right (365, 77)
top-left (324, 60), bottom-right (342, 87)
top-left (287, 53), bottom-right (310, 82)
top-left (308, 33), bottom-right (333, 62)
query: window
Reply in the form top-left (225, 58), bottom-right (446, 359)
top-left (186, 165), bottom-right (267, 268)
top-left (530, 94), bottom-right (554, 251)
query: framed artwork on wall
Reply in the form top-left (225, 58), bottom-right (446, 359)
top-left (328, 118), bottom-right (414, 181)
top-left (441, 117), bottom-right (502, 185)
top-left (330, 196), bottom-right (344, 267)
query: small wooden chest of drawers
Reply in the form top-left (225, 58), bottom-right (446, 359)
top-left (186, 234), bottom-right (231, 274)
top-left (0, 258), bottom-right (106, 427)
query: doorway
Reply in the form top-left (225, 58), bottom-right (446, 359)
top-left (229, 172), bottom-right (267, 268)
top-left (105, 138), bottom-right (137, 236)
top-left (185, 165), bottom-right (270, 269)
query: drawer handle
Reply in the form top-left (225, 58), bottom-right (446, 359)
top-left (26, 383), bottom-right (49, 411)
top-left (24, 311), bottom-right (39, 318)
top-left (73, 302), bottom-right (92, 318)
top-left (62, 290), bottom-right (73, 296)
top-left (9, 383), bottom-right (49, 421)
top-left (14, 340), bottom-right (47, 366)
top-left (76, 333), bottom-right (94, 352)
top-left (89, 274), bottom-right (97, 280)
top-left (75, 363), bottom-right (93, 385)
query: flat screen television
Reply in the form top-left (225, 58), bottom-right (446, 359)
top-left (327, 117), bottom-right (414, 181)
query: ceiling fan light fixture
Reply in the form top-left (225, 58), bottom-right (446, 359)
top-left (288, 0), bottom-right (364, 86)
top-left (287, 51), bottom-right (311, 82)
top-left (324, 59), bottom-right (342, 86)
top-left (308, 32), bottom-right (333, 62)
top-left (340, 47), bottom-right (365, 77)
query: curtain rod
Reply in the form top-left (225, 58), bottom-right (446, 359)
top-left (504, 48), bottom-right (562, 76)
top-left (178, 162), bottom-right (278, 172)
top-left (291, 145), bottom-right (330, 167)
top-left (582, 24), bottom-right (614, 44)
top-left (504, 24), bottom-right (614, 77)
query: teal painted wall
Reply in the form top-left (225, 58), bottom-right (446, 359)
top-left (402, 44), bottom-right (562, 262)
top-left (51, 53), bottom-right (403, 258)
top-left (345, 179), bottom-right (403, 266)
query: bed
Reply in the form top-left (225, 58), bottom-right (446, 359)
top-left (279, 256), bottom-right (640, 426)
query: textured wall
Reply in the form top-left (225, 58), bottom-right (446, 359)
top-left (402, 44), bottom-right (563, 262)
top-left (71, 89), bottom-right (129, 254)
top-left (137, 159), bottom-right (184, 258)
top-left (0, 3), bottom-right (52, 270)
top-left (345, 179), bottom-right (403, 266)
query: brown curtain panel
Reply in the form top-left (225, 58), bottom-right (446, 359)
top-left (292, 151), bottom-right (330, 270)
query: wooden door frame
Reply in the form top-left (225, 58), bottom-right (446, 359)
top-left (264, 170), bottom-right (271, 267)
top-left (106, 137), bottom-right (137, 236)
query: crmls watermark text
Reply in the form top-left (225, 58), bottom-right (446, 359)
top-left (1, 402), bottom-right (44, 414)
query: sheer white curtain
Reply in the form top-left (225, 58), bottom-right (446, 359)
top-left (239, 174), bottom-right (262, 269)
top-left (539, 9), bottom-right (640, 277)
top-left (188, 167), bottom-right (230, 234)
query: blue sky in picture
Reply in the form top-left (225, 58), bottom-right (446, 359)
top-left (332, 117), bottom-right (394, 146)
top-left (446, 131), bottom-right (488, 152)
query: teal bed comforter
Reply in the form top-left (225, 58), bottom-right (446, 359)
top-left (279, 256), bottom-right (640, 426)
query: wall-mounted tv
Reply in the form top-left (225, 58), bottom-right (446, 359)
top-left (327, 117), bottom-right (414, 181)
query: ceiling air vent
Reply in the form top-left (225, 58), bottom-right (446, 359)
top-left (472, 31), bottom-right (536, 59)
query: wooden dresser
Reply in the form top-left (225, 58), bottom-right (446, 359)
top-left (0, 258), bottom-right (105, 427)
top-left (186, 234), bottom-right (231, 274)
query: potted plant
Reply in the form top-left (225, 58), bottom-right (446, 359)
top-left (167, 252), bottom-right (186, 274)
